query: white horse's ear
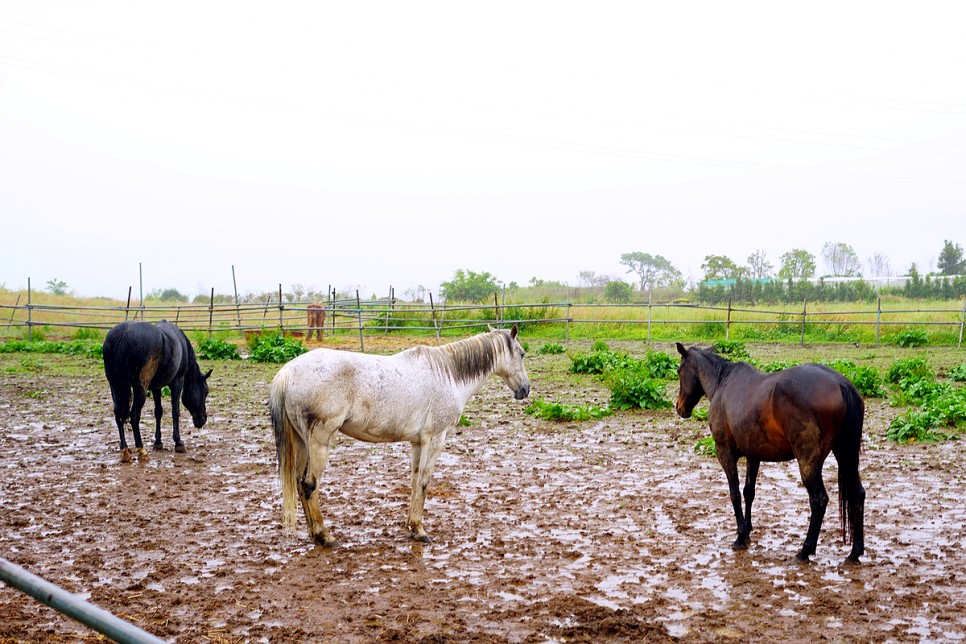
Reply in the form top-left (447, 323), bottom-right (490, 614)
top-left (510, 324), bottom-right (518, 338)
top-left (488, 324), bottom-right (496, 332)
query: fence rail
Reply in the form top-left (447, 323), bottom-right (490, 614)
top-left (3, 294), bottom-right (965, 348)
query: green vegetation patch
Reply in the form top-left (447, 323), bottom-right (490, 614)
top-left (247, 330), bottom-right (307, 363)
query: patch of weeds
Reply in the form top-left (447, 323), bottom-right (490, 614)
top-left (823, 359), bottom-right (886, 398)
top-left (886, 356), bottom-right (933, 385)
top-left (712, 340), bottom-right (749, 361)
top-left (536, 343), bottom-right (565, 355)
top-left (524, 399), bottom-right (613, 422)
top-left (248, 330), bottom-right (307, 363)
top-left (694, 436), bottom-right (716, 457)
top-left (23, 389), bottom-right (48, 399)
top-left (197, 338), bottom-right (242, 360)
top-left (892, 329), bottom-right (929, 348)
top-left (948, 364), bottom-right (966, 382)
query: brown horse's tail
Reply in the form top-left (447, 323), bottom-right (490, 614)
top-left (835, 381), bottom-right (865, 546)
top-left (270, 368), bottom-right (300, 530)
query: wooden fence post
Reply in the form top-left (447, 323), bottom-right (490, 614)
top-left (430, 292), bottom-right (440, 345)
top-left (208, 287), bottom-right (215, 339)
top-left (26, 277), bottom-right (32, 340)
top-left (726, 297), bottom-right (732, 341)
top-left (278, 284), bottom-right (283, 331)
top-left (125, 287), bottom-right (132, 321)
top-left (646, 290), bottom-right (653, 343)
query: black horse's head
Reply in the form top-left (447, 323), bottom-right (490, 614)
top-left (182, 367), bottom-right (212, 428)
top-left (675, 343), bottom-right (706, 419)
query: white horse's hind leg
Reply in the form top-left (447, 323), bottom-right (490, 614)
top-left (407, 429), bottom-right (449, 542)
top-left (301, 423), bottom-right (340, 547)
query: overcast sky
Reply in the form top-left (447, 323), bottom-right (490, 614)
top-left (2, 1), bottom-right (964, 300)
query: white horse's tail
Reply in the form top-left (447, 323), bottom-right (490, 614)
top-left (270, 368), bottom-right (300, 529)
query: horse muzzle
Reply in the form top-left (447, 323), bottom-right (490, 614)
top-left (192, 412), bottom-right (207, 428)
top-left (675, 400), bottom-right (691, 419)
top-left (514, 383), bottom-right (531, 400)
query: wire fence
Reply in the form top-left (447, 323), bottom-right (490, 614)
top-left (3, 292), bottom-right (965, 349)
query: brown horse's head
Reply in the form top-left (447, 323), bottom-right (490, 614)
top-left (675, 342), bottom-right (706, 418)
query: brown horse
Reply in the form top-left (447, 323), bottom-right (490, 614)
top-left (306, 301), bottom-right (326, 341)
top-left (675, 343), bottom-right (865, 563)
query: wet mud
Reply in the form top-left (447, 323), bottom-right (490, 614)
top-left (1, 340), bottom-right (964, 642)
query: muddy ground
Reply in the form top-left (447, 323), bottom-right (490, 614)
top-left (1, 337), bottom-right (965, 643)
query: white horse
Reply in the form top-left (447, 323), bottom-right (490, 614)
top-left (270, 325), bottom-right (530, 546)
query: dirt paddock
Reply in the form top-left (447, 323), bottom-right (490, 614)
top-left (1, 338), bottom-right (964, 642)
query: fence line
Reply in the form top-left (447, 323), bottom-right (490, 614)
top-left (2, 295), bottom-right (965, 348)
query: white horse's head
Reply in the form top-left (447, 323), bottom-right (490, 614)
top-left (493, 324), bottom-right (530, 400)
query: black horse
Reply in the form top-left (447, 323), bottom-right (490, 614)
top-left (675, 343), bottom-right (865, 563)
top-left (103, 321), bottom-right (211, 462)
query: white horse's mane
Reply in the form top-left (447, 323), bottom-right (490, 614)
top-left (409, 330), bottom-right (513, 386)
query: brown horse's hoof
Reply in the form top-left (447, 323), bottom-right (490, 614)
top-left (175, 443), bottom-right (187, 454)
top-left (414, 534), bottom-right (432, 544)
top-left (120, 447), bottom-right (133, 463)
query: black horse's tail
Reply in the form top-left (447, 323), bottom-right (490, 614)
top-left (835, 381), bottom-right (865, 548)
top-left (102, 327), bottom-right (137, 421)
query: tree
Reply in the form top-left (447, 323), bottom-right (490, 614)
top-left (158, 288), bottom-right (188, 302)
top-left (578, 270), bottom-right (610, 288)
top-left (701, 255), bottom-right (744, 281)
top-left (778, 249), bottom-right (816, 280)
top-left (746, 250), bottom-right (774, 279)
top-left (937, 240), bottom-right (965, 275)
top-left (866, 253), bottom-right (891, 278)
top-left (619, 252), bottom-right (681, 291)
top-left (45, 278), bottom-right (68, 296)
top-left (439, 269), bottom-right (500, 302)
top-left (821, 242), bottom-right (861, 277)
top-left (604, 280), bottom-right (632, 303)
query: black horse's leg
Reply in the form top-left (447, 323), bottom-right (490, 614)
top-left (717, 448), bottom-right (749, 550)
top-left (797, 463), bottom-right (829, 562)
top-left (742, 458), bottom-right (761, 540)
top-left (151, 388), bottom-right (164, 450)
top-left (110, 387), bottom-right (131, 462)
top-left (130, 387), bottom-right (149, 461)
top-left (169, 379), bottom-right (186, 453)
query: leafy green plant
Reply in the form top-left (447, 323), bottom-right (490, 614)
top-left (0, 339), bottom-right (102, 359)
top-left (694, 436), bottom-right (716, 456)
top-left (823, 359), bottom-right (885, 398)
top-left (691, 406), bottom-right (709, 421)
top-left (948, 364), bottom-right (966, 382)
top-left (886, 356), bottom-right (933, 384)
top-left (197, 338), bottom-right (242, 360)
top-left (640, 351), bottom-right (678, 379)
top-left (248, 330), bottom-right (307, 363)
top-left (758, 360), bottom-right (799, 373)
top-left (524, 399), bottom-right (613, 422)
top-left (892, 329), bottom-right (929, 348)
top-left (536, 343), bottom-right (565, 355)
top-left (712, 340), bottom-right (749, 361)
top-left (606, 367), bottom-right (672, 411)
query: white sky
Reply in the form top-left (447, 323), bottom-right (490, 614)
top-left (2, 1), bottom-right (964, 300)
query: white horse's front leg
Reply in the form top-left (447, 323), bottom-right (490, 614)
top-left (407, 429), bottom-right (449, 542)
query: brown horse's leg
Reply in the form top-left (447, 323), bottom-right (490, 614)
top-left (742, 458), bottom-right (761, 538)
top-left (717, 448), bottom-right (750, 550)
top-left (796, 464), bottom-right (829, 562)
top-left (835, 449), bottom-right (866, 563)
